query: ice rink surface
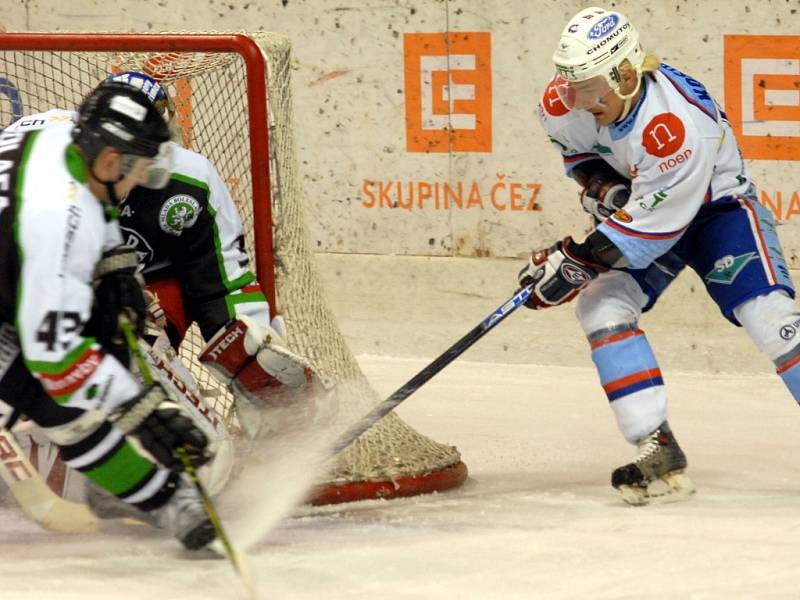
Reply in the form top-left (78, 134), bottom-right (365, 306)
top-left (1, 354), bottom-right (799, 600)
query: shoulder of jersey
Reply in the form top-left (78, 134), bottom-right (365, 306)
top-left (169, 142), bottom-right (216, 179)
top-left (21, 125), bottom-right (103, 217)
top-left (624, 72), bottom-right (700, 166)
top-left (6, 109), bottom-right (77, 132)
top-left (537, 76), bottom-right (597, 132)
top-left (539, 76), bottom-right (571, 119)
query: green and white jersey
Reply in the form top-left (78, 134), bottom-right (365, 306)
top-left (0, 124), bottom-right (140, 412)
top-left (121, 143), bottom-right (270, 339)
top-left (7, 111), bottom-right (271, 341)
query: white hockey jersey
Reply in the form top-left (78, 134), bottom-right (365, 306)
top-left (6, 110), bottom-right (271, 338)
top-left (0, 124), bottom-right (140, 412)
top-left (538, 64), bottom-right (751, 269)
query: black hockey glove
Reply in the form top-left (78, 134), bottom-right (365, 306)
top-left (83, 246), bottom-right (147, 365)
top-left (111, 383), bottom-right (212, 473)
top-left (517, 236), bottom-right (606, 309)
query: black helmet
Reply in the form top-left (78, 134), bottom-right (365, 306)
top-left (72, 82), bottom-right (170, 161)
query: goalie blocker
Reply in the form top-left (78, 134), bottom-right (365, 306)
top-left (199, 316), bottom-right (333, 438)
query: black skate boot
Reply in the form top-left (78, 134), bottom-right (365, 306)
top-left (154, 477), bottom-right (217, 550)
top-left (611, 421), bottom-right (695, 506)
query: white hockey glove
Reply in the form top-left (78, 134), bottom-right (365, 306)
top-left (198, 315), bottom-right (333, 437)
top-left (518, 236), bottom-right (605, 309)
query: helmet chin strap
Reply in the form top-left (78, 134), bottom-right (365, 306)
top-left (104, 180), bottom-right (124, 205)
top-left (90, 161), bottom-right (126, 205)
top-left (613, 70), bottom-right (643, 123)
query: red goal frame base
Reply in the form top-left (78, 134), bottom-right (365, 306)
top-left (309, 461), bottom-right (468, 506)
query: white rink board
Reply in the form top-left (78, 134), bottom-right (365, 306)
top-left (3, 1), bottom-right (800, 260)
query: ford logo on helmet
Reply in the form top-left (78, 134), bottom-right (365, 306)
top-left (587, 14), bottom-right (619, 40)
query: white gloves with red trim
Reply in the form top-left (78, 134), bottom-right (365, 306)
top-left (517, 237), bottom-right (605, 309)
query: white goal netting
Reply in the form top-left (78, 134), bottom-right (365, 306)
top-left (0, 32), bottom-right (467, 503)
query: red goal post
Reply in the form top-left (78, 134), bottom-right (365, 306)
top-left (0, 31), bottom-right (468, 504)
top-left (0, 32), bottom-right (276, 315)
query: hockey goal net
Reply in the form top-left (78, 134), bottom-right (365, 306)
top-left (0, 32), bottom-right (467, 504)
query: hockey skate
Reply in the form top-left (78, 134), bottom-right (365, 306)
top-left (611, 421), bottom-right (695, 506)
top-left (88, 477), bottom-right (216, 550)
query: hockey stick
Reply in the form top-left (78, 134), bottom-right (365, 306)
top-left (331, 283), bottom-right (534, 454)
top-left (118, 316), bottom-right (254, 597)
top-left (138, 335), bottom-right (235, 497)
top-left (0, 426), bottom-right (98, 533)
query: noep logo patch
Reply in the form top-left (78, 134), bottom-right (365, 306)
top-left (159, 195), bottom-right (201, 236)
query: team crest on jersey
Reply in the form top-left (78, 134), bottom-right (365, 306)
top-left (705, 252), bottom-right (756, 285)
top-left (159, 195), bottom-right (201, 236)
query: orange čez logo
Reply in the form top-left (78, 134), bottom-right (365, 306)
top-left (724, 35), bottom-right (800, 161)
top-left (641, 113), bottom-right (685, 158)
top-left (403, 32), bottom-right (492, 153)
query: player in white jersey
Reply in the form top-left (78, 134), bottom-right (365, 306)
top-left (0, 81), bottom-right (220, 548)
top-left (521, 7), bottom-right (800, 505)
top-left (4, 73), bottom-right (331, 523)
top-left (6, 72), bottom-right (329, 441)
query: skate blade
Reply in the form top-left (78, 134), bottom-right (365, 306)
top-left (618, 471), bottom-right (696, 506)
top-left (618, 484), bottom-right (649, 506)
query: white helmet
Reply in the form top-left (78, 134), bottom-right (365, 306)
top-left (552, 7), bottom-right (644, 88)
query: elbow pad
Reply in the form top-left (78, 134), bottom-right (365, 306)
top-left (569, 230), bottom-right (629, 269)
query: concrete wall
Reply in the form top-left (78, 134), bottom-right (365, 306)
top-left (4, 0), bottom-right (800, 260)
top-left (316, 252), bottom-right (778, 377)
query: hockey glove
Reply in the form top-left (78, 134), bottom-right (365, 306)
top-left (84, 246), bottom-right (147, 365)
top-left (569, 159), bottom-right (631, 222)
top-left (198, 315), bottom-right (334, 437)
top-left (518, 236), bottom-right (605, 309)
top-left (111, 383), bottom-right (212, 472)
top-left (580, 179), bottom-right (630, 221)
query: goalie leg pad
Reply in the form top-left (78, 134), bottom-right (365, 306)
top-left (238, 344), bottom-right (313, 394)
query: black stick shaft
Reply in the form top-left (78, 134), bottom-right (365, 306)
top-left (332, 284), bottom-right (533, 454)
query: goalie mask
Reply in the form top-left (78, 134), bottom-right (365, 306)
top-left (72, 82), bottom-right (173, 192)
top-left (552, 7), bottom-right (644, 116)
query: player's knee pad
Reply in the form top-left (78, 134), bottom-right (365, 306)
top-left (734, 290), bottom-right (800, 361)
top-left (575, 271), bottom-right (648, 336)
